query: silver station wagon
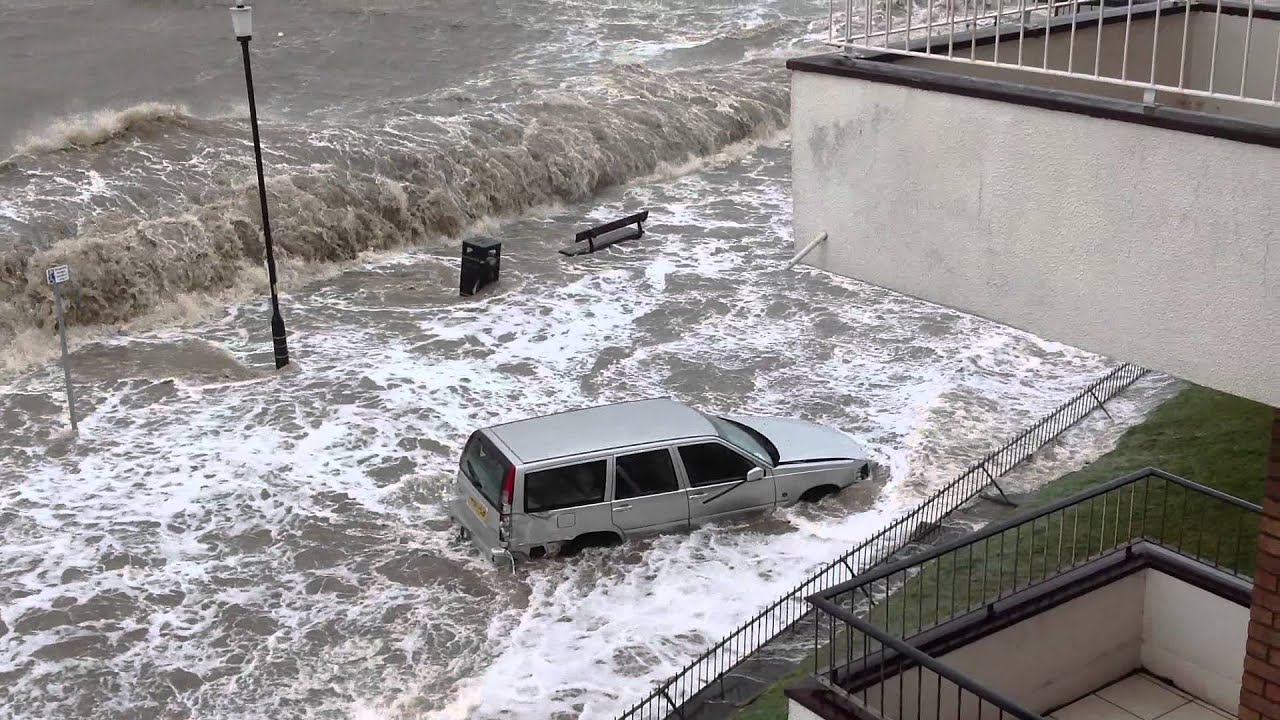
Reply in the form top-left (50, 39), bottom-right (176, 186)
top-left (449, 398), bottom-right (874, 567)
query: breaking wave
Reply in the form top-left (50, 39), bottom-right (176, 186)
top-left (9, 102), bottom-right (196, 157)
top-left (0, 63), bottom-right (789, 357)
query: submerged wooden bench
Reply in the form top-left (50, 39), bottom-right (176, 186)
top-left (558, 210), bottom-right (649, 256)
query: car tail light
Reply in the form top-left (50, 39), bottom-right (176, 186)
top-left (499, 466), bottom-right (515, 544)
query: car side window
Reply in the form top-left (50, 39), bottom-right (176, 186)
top-left (614, 450), bottom-right (680, 500)
top-left (677, 443), bottom-right (756, 488)
top-left (524, 460), bottom-right (607, 513)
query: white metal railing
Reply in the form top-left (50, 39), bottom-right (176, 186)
top-left (827, 0), bottom-right (1280, 108)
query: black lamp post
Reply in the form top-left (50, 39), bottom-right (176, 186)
top-left (231, 1), bottom-right (289, 369)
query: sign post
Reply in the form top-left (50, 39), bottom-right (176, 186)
top-left (46, 265), bottom-right (77, 436)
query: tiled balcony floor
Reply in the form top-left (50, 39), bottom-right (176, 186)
top-left (1051, 673), bottom-right (1235, 720)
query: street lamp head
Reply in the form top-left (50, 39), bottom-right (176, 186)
top-left (230, 2), bottom-right (252, 40)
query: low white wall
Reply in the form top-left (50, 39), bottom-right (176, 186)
top-left (939, 572), bottom-right (1146, 715)
top-left (791, 66), bottom-right (1280, 407)
top-left (1142, 571), bottom-right (1249, 714)
top-left (859, 573), bottom-right (1147, 719)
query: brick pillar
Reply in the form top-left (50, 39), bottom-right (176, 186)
top-left (1241, 408), bottom-right (1280, 720)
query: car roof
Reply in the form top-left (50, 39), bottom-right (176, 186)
top-left (485, 398), bottom-right (718, 464)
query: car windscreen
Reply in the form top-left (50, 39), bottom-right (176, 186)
top-left (459, 432), bottom-right (511, 510)
top-left (706, 415), bottom-right (778, 466)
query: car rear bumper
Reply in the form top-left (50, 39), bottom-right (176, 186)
top-left (449, 496), bottom-right (515, 568)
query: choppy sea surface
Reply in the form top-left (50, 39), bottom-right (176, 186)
top-left (0, 1), bottom-right (1174, 719)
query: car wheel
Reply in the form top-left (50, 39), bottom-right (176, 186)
top-left (561, 532), bottom-right (623, 557)
top-left (799, 485), bottom-right (841, 503)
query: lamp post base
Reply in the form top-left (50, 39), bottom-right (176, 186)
top-left (271, 311), bottom-right (289, 369)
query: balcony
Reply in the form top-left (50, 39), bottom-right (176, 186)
top-left (788, 468), bottom-right (1259, 720)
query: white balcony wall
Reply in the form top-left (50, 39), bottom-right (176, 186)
top-left (791, 55), bottom-right (1280, 406)
top-left (1142, 571), bottom-right (1249, 713)
top-left (836, 570), bottom-right (1247, 720)
top-left (856, 573), bottom-right (1146, 720)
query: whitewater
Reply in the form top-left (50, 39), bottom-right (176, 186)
top-left (0, 1), bottom-right (1174, 719)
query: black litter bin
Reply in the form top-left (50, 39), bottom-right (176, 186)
top-left (460, 236), bottom-right (501, 296)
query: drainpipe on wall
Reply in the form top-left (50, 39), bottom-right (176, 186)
top-left (783, 232), bottom-right (829, 271)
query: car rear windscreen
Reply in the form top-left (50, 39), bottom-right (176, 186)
top-left (460, 432), bottom-right (511, 510)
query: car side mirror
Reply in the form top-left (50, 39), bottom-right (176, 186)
top-left (746, 467), bottom-right (765, 483)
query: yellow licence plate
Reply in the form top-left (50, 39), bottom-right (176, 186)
top-left (467, 495), bottom-right (488, 521)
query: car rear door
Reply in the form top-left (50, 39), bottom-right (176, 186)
top-left (610, 447), bottom-right (689, 536)
top-left (454, 431), bottom-right (510, 553)
top-left (676, 441), bottom-right (776, 525)
top-left (514, 457), bottom-right (613, 547)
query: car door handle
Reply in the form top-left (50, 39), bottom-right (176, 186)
top-left (613, 505), bottom-right (632, 512)
top-left (688, 493), bottom-right (706, 498)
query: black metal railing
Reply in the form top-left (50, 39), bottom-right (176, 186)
top-left (809, 467), bottom-right (1259, 720)
top-left (820, 467), bottom-right (1259, 642)
top-left (614, 363), bottom-right (1147, 720)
